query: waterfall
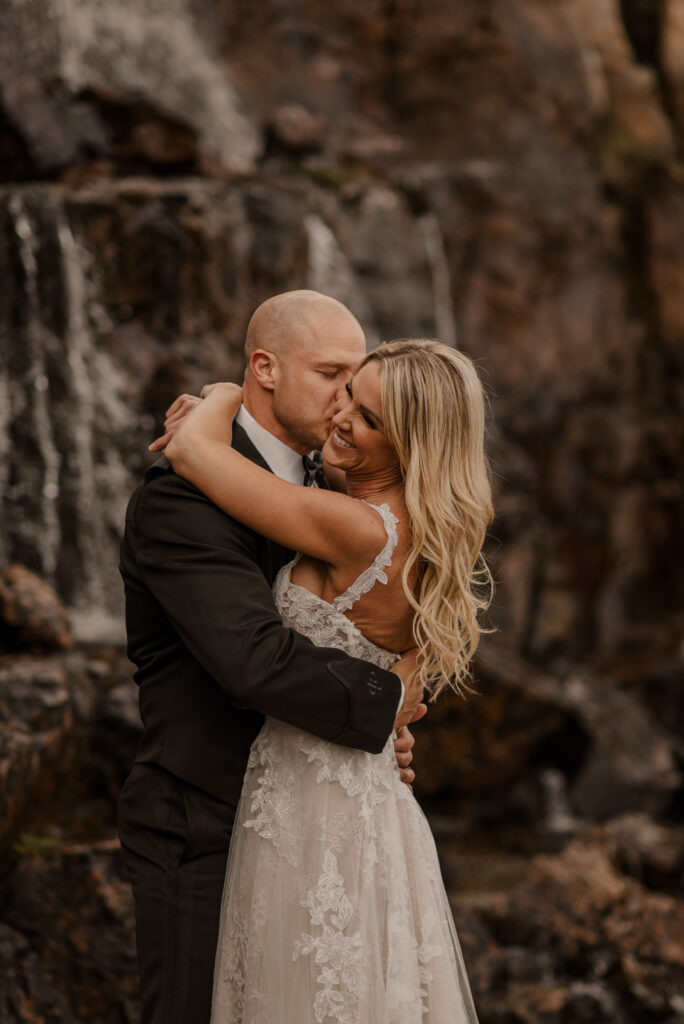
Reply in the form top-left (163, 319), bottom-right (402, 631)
top-left (4, 194), bottom-right (62, 579)
top-left (420, 213), bottom-right (458, 348)
top-left (0, 0), bottom-right (259, 174)
top-left (305, 213), bottom-right (381, 349)
top-left (1, 187), bottom-right (134, 640)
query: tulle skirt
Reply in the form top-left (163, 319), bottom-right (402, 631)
top-left (211, 718), bottom-right (479, 1024)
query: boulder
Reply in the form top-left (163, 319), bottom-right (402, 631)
top-left (267, 104), bottom-right (327, 154)
top-left (0, 563), bottom-right (72, 651)
top-left (467, 820), bottom-right (684, 1023)
top-left (413, 642), bottom-right (681, 826)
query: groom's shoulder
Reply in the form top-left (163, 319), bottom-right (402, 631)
top-left (127, 455), bottom-right (203, 507)
top-left (125, 454), bottom-right (260, 546)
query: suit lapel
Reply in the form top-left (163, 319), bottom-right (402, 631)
top-left (231, 421), bottom-right (275, 473)
top-left (231, 421), bottom-right (295, 568)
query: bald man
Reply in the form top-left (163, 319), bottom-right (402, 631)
top-left (118, 291), bottom-right (423, 1024)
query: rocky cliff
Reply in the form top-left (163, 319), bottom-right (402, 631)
top-left (1, 1), bottom-right (683, 1021)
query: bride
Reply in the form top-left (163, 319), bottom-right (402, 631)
top-left (164, 338), bottom-right (493, 1023)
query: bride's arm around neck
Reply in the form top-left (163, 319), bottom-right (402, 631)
top-left (165, 386), bottom-right (386, 573)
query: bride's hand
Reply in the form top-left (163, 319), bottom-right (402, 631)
top-left (149, 393), bottom-right (201, 452)
top-left (149, 383), bottom-right (242, 452)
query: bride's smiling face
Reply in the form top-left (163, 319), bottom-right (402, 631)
top-left (322, 361), bottom-right (400, 476)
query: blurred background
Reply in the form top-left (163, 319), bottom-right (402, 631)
top-left (1, 1), bottom-right (683, 1021)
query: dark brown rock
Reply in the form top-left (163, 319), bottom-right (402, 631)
top-left (466, 821), bottom-right (684, 1023)
top-left (602, 814), bottom-right (684, 894)
top-left (0, 653), bottom-right (99, 856)
top-left (414, 642), bottom-right (681, 826)
top-left (0, 564), bottom-right (72, 651)
top-left (0, 840), bottom-right (138, 1024)
top-left (268, 104), bottom-right (327, 154)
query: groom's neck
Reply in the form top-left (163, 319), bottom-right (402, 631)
top-left (241, 391), bottom-right (310, 456)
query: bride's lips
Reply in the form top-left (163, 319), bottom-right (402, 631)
top-left (330, 430), bottom-right (356, 451)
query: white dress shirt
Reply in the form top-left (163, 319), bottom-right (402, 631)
top-left (235, 404), bottom-right (405, 714)
top-left (235, 405), bottom-right (307, 484)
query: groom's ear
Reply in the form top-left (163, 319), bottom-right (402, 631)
top-left (249, 349), bottom-right (277, 391)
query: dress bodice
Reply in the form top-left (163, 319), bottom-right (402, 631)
top-left (272, 501), bottom-right (401, 673)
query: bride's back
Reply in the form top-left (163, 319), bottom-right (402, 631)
top-left (290, 500), bottom-right (416, 655)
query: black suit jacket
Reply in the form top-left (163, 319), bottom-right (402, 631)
top-left (119, 423), bottom-right (401, 805)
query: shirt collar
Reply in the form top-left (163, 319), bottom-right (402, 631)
top-left (235, 404), bottom-right (306, 486)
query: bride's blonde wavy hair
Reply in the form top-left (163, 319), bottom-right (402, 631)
top-left (354, 339), bottom-right (494, 699)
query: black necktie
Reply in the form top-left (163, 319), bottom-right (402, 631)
top-left (302, 452), bottom-right (326, 488)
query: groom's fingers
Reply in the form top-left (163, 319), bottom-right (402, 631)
top-left (394, 726), bottom-right (418, 788)
top-left (409, 702), bottom-right (428, 725)
top-left (394, 725), bottom-right (415, 763)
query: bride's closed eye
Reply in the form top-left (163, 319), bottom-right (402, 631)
top-left (346, 381), bottom-right (377, 429)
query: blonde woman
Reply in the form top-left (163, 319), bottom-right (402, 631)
top-left (164, 339), bottom-right (493, 1024)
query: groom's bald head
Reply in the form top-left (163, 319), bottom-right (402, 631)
top-left (244, 290), bottom-right (363, 361)
top-left (242, 290), bottom-right (366, 453)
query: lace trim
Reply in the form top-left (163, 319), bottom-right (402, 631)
top-left (332, 502), bottom-right (399, 613)
top-left (273, 571), bottom-right (399, 671)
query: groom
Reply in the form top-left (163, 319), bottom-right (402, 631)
top-left (118, 290), bottom-right (424, 1024)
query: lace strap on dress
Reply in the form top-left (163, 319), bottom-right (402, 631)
top-left (332, 502), bottom-right (399, 613)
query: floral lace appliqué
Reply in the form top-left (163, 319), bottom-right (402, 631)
top-left (293, 850), bottom-right (365, 1024)
top-left (243, 723), bottom-right (300, 868)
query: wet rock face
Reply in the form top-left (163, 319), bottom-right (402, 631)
top-left (0, 3), bottom-right (683, 1020)
top-left (0, 175), bottom-right (451, 618)
top-left (0, 0), bottom-right (259, 181)
top-left (1, 0), bottom-right (682, 663)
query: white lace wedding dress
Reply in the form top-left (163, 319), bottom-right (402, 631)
top-left (211, 503), bottom-right (479, 1024)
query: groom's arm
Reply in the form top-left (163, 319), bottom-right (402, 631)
top-left (129, 469), bottom-right (404, 753)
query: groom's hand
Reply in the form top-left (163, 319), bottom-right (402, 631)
top-left (391, 648), bottom-right (427, 733)
top-left (394, 726), bottom-right (419, 789)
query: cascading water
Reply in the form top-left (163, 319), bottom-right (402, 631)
top-left (420, 212), bottom-right (458, 348)
top-left (0, 0), bottom-right (259, 176)
top-left (2, 194), bottom-right (62, 579)
top-left (1, 188), bottom-right (135, 639)
top-left (305, 213), bottom-right (381, 349)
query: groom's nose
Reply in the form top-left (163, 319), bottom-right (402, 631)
top-left (331, 400), bottom-right (348, 428)
top-left (332, 387), bottom-right (348, 415)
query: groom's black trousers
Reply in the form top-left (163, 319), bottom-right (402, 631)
top-left (118, 763), bottom-right (236, 1024)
